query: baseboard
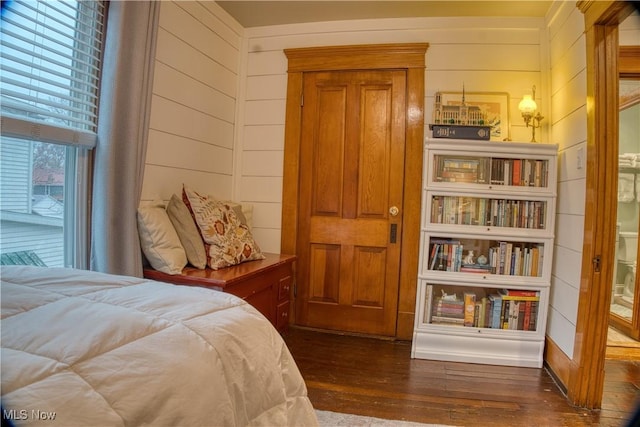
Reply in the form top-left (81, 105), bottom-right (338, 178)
top-left (606, 345), bottom-right (640, 360)
top-left (544, 335), bottom-right (571, 394)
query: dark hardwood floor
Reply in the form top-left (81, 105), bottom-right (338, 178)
top-left (283, 327), bottom-right (640, 427)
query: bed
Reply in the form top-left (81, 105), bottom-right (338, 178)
top-left (0, 265), bottom-right (318, 426)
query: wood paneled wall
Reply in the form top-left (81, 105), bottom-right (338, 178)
top-left (545, 0), bottom-right (588, 366)
top-left (141, 1), bottom-right (243, 202)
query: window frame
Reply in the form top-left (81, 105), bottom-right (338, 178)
top-left (0, 0), bottom-right (107, 269)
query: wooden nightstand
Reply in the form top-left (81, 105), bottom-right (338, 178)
top-left (144, 253), bottom-right (296, 333)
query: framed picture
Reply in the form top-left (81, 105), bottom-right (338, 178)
top-left (619, 79), bottom-right (640, 111)
top-left (439, 91), bottom-right (511, 141)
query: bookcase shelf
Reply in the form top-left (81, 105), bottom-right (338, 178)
top-left (411, 138), bottom-right (558, 368)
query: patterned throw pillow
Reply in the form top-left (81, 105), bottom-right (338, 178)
top-left (182, 186), bottom-right (265, 270)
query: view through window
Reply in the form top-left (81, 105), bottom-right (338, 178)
top-left (0, 0), bottom-right (106, 268)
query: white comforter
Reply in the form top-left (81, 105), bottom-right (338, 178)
top-left (0, 266), bottom-right (318, 426)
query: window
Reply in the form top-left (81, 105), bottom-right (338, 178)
top-left (0, 0), bottom-right (106, 268)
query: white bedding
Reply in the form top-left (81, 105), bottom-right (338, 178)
top-left (0, 266), bottom-right (318, 426)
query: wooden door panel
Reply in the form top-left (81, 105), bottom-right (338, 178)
top-left (310, 217), bottom-right (387, 246)
top-left (297, 69), bottom-right (406, 336)
top-left (309, 244), bottom-right (340, 303)
top-left (352, 247), bottom-right (386, 308)
top-left (313, 86), bottom-right (346, 216)
top-left (359, 85), bottom-right (392, 217)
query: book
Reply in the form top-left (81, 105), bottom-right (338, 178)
top-left (474, 301), bottom-right (481, 327)
top-left (431, 316), bottom-right (465, 325)
top-left (478, 297), bottom-right (487, 328)
top-left (529, 300), bottom-right (539, 331)
top-left (537, 244), bottom-right (544, 277)
top-left (518, 301), bottom-right (527, 330)
top-left (432, 297), bottom-right (465, 319)
top-left (534, 160), bottom-right (543, 187)
top-left (512, 159), bottom-right (522, 186)
top-left (482, 297), bottom-right (491, 328)
top-left (489, 293), bottom-right (502, 329)
top-left (503, 160), bottom-right (511, 186)
top-left (429, 243), bottom-right (440, 270)
top-left (501, 300), bottom-right (510, 329)
top-left (513, 246), bottom-right (521, 275)
top-left (424, 285), bottom-right (434, 323)
top-left (498, 289), bottom-right (540, 301)
top-left (500, 289), bottom-right (540, 297)
top-left (430, 124), bottom-right (491, 140)
top-left (463, 292), bottom-right (476, 326)
top-left (498, 295), bottom-right (540, 301)
top-left (505, 301), bottom-right (520, 330)
top-left (429, 239), bottom-right (460, 271)
top-left (453, 244), bottom-right (463, 272)
top-left (433, 196), bottom-right (445, 223)
top-left (523, 160), bottom-right (532, 186)
top-left (460, 265), bottom-right (492, 274)
top-left (498, 241), bottom-right (507, 274)
top-left (523, 300), bottom-right (532, 331)
top-left (504, 242), bottom-right (513, 275)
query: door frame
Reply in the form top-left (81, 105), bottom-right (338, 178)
top-left (564, 0), bottom-right (636, 409)
top-left (609, 45), bottom-right (640, 341)
top-left (281, 43), bottom-right (428, 338)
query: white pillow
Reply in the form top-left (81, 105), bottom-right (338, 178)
top-left (137, 201), bottom-right (187, 275)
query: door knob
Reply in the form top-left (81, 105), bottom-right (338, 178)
top-left (389, 206), bottom-right (399, 216)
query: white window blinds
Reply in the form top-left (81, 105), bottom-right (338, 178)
top-left (0, 0), bottom-right (106, 147)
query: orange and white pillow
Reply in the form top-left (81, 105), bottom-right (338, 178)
top-left (182, 186), bottom-right (265, 270)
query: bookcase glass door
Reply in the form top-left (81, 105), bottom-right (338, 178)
top-left (423, 235), bottom-right (545, 278)
top-left (428, 194), bottom-right (549, 230)
top-left (424, 283), bottom-right (542, 332)
top-left (432, 154), bottom-right (550, 188)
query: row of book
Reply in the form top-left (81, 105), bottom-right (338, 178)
top-left (430, 196), bottom-right (547, 229)
top-left (429, 288), bottom-right (540, 331)
top-left (490, 158), bottom-right (548, 188)
top-left (428, 239), bottom-right (544, 277)
top-left (433, 156), bottom-right (549, 188)
top-left (434, 157), bottom-right (488, 184)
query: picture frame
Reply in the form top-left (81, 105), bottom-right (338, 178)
top-left (619, 79), bottom-right (640, 111)
top-left (439, 91), bottom-right (511, 141)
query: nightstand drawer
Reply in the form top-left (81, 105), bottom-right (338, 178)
top-left (277, 301), bottom-right (290, 331)
top-left (279, 275), bottom-right (292, 302)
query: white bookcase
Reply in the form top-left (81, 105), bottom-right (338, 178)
top-left (411, 138), bottom-right (558, 368)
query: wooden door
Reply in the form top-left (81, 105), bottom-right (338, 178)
top-left (295, 69), bottom-right (406, 336)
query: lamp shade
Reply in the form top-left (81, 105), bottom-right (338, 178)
top-left (518, 95), bottom-right (537, 113)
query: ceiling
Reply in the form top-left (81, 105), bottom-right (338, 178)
top-left (216, 1), bottom-right (553, 28)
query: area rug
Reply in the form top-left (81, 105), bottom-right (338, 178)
top-left (315, 410), bottom-right (452, 427)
